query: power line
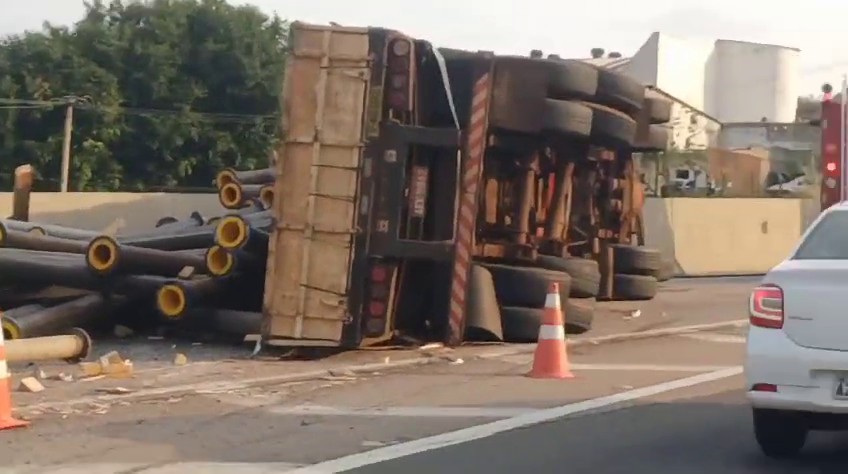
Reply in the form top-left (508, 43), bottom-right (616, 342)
top-left (0, 98), bottom-right (278, 123)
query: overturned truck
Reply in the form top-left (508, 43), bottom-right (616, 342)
top-left (261, 22), bottom-right (673, 348)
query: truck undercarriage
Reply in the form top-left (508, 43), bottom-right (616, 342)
top-left (263, 23), bottom-right (674, 349)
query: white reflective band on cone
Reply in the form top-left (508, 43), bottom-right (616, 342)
top-left (538, 324), bottom-right (565, 340)
top-left (544, 293), bottom-right (561, 309)
top-left (0, 360), bottom-right (8, 379)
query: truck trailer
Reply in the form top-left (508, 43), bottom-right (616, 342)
top-left (261, 22), bottom-right (672, 349)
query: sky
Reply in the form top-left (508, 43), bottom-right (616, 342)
top-left (2, 0), bottom-right (848, 95)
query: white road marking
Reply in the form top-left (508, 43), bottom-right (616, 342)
top-left (499, 355), bottom-right (738, 373)
top-left (261, 405), bottom-right (537, 418)
top-left (679, 332), bottom-right (747, 344)
top-left (571, 363), bottom-right (737, 372)
top-left (285, 366), bottom-right (743, 473)
top-left (5, 462), bottom-right (305, 474)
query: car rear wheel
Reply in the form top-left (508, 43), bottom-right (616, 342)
top-left (753, 409), bottom-right (808, 459)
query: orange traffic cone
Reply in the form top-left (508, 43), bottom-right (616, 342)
top-left (0, 314), bottom-right (28, 431)
top-left (527, 282), bottom-right (574, 379)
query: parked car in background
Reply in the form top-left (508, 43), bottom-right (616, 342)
top-left (765, 172), bottom-right (814, 197)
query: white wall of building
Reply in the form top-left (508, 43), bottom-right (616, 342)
top-left (655, 35), bottom-right (714, 112)
top-left (625, 32), bottom-right (659, 88)
top-left (620, 33), bottom-right (800, 124)
top-left (665, 100), bottom-right (721, 150)
top-left (711, 40), bottom-right (800, 123)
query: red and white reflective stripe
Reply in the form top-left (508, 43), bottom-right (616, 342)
top-left (538, 324), bottom-right (565, 341)
top-left (0, 322), bottom-right (7, 380)
top-left (448, 72), bottom-right (492, 344)
top-left (545, 292), bottom-right (561, 310)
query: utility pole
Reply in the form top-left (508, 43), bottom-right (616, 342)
top-left (58, 95), bottom-right (91, 192)
top-left (60, 99), bottom-right (74, 193)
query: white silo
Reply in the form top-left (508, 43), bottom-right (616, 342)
top-left (711, 39), bottom-right (800, 123)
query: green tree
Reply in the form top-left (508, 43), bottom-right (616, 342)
top-left (0, 0), bottom-right (287, 191)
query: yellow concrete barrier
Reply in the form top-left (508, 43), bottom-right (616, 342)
top-left (0, 192), bottom-right (220, 233)
top-left (0, 192), bottom-right (815, 276)
top-left (644, 197), bottom-right (814, 276)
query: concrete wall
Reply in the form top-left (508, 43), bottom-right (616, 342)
top-left (644, 197), bottom-right (816, 276)
top-left (0, 192), bottom-right (819, 277)
top-left (0, 193), bottom-right (222, 234)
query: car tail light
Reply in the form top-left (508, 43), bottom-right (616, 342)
top-left (385, 38), bottom-right (413, 112)
top-left (751, 383), bottom-right (778, 393)
top-left (749, 284), bottom-right (784, 329)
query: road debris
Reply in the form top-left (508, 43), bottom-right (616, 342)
top-left (0, 165), bottom-right (274, 359)
top-left (113, 325), bottom-right (134, 338)
top-left (95, 387), bottom-right (134, 395)
top-left (174, 353), bottom-right (188, 366)
top-left (18, 377), bottom-right (44, 393)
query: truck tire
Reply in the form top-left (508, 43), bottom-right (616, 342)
top-left (565, 299), bottom-right (594, 334)
top-left (651, 260), bottom-right (675, 282)
top-left (501, 306), bottom-right (544, 343)
top-left (536, 255), bottom-right (600, 298)
top-left (542, 99), bottom-right (592, 139)
top-left (490, 57), bottom-right (594, 135)
top-left (546, 59), bottom-right (598, 100)
top-left (583, 102), bottom-right (637, 148)
top-left (613, 274), bottom-right (658, 300)
top-left (483, 264), bottom-right (572, 308)
top-left (594, 68), bottom-right (644, 114)
top-left (500, 305), bottom-right (589, 342)
top-left (612, 244), bottom-right (662, 275)
top-left (633, 124), bottom-right (670, 152)
top-left (465, 265), bottom-right (504, 342)
top-left (644, 96), bottom-right (672, 124)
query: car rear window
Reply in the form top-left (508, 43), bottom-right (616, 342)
top-left (794, 210), bottom-right (848, 259)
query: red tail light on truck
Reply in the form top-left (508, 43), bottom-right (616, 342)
top-left (749, 284), bottom-right (784, 329)
top-left (364, 261), bottom-right (397, 337)
top-left (386, 38), bottom-right (414, 114)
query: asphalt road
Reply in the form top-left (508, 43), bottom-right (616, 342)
top-left (347, 389), bottom-right (848, 474)
top-left (0, 277), bottom-right (771, 473)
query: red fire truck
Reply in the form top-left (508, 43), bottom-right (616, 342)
top-left (819, 82), bottom-right (844, 210)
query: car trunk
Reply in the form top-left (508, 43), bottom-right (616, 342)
top-left (772, 260), bottom-right (848, 352)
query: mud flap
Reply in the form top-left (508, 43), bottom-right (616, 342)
top-left (465, 264), bottom-right (503, 342)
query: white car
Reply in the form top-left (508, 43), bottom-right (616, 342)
top-left (746, 202), bottom-right (848, 458)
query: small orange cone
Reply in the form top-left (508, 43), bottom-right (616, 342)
top-left (527, 282), bottom-right (574, 379)
top-left (0, 314), bottom-right (28, 431)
